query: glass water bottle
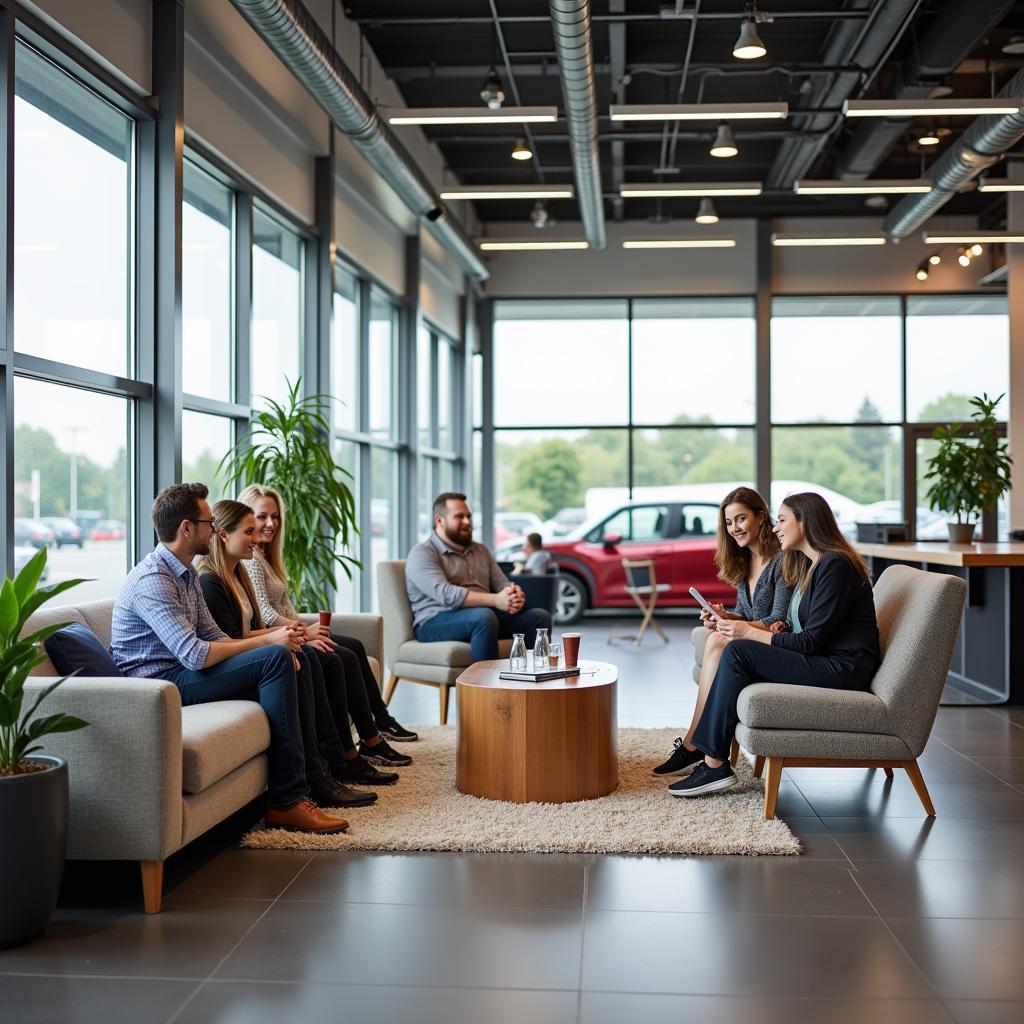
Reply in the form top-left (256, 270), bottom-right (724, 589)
top-left (533, 628), bottom-right (550, 667)
top-left (509, 633), bottom-right (527, 671)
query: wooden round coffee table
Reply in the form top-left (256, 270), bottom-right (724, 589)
top-left (455, 659), bottom-right (618, 804)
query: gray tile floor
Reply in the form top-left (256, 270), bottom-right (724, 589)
top-left (3, 614), bottom-right (1024, 1024)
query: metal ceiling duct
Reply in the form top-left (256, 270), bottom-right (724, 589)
top-left (766, 0), bottom-right (919, 190)
top-left (835, 0), bottom-right (1015, 180)
top-left (884, 66), bottom-right (1024, 238)
top-left (549, 0), bottom-right (606, 250)
top-left (229, 0), bottom-right (488, 281)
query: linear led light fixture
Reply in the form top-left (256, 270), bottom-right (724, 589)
top-left (478, 239), bottom-right (588, 251)
top-left (843, 99), bottom-right (1021, 117)
top-left (772, 234), bottom-right (887, 247)
top-left (620, 181), bottom-right (762, 197)
top-left (622, 238), bottom-right (737, 249)
top-left (440, 185), bottom-right (575, 200)
top-left (977, 178), bottom-right (1024, 192)
top-left (923, 231), bottom-right (1024, 244)
top-left (387, 106), bottom-right (558, 125)
top-left (609, 102), bottom-right (788, 121)
top-left (795, 179), bottom-right (931, 195)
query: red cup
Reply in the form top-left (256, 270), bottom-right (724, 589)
top-left (561, 632), bottom-right (581, 668)
top-left (318, 611), bottom-right (332, 629)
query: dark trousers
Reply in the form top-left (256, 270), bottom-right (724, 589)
top-left (415, 606), bottom-right (553, 662)
top-left (167, 646), bottom-right (306, 809)
top-left (297, 646), bottom-right (352, 782)
top-left (691, 639), bottom-right (875, 762)
top-left (309, 640), bottom-right (379, 768)
top-left (331, 633), bottom-right (391, 725)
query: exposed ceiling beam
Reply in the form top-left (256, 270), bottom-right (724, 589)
top-left (350, 10), bottom-right (875, 26)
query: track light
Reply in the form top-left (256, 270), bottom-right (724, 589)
top-left (970, 243), bottom-right (984, 256)
top-left (958, 247), bottom-right (971, 267)
top-left (529, 202), bottom-right (549, 229)
top-left (480, 67), bottom-right (505, 110)
top-left (695, 198), bottom-right (719, 224)
top-left (928, 253), bottom-right (941, 265)
top-left (510, 137), bottom-right (533, 161)
top-left (733, 7), bottom-right (767, 60)
top-left (915, 262), bottom-right (929, 282)
top-left (710, 123), bottom-right (738, 158)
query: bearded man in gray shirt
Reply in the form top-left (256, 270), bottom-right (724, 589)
top-left (405, 493), bottom-right (552, 662)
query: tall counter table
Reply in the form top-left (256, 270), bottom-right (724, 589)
top-left (854, 541), bottom-right (1024, 705)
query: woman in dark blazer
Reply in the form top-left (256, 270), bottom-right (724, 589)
top-left (671, 490), bottom-right (881, 799)
top-left (197, 499), bottom-right (383, 809)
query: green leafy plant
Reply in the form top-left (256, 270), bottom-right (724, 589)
top-left (924, 392), bottom-right (1012, 525)
top-left (220, 378), bottom-right (360, 610)
top-left (0, 548), bottom-right (88, 775)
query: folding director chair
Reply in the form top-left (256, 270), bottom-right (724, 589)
top-left (608, 558), bottom-right (670, 646)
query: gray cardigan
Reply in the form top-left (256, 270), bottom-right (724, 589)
top-left (730, 550), bottom-right (793, 626)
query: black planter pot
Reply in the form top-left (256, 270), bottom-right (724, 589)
top-left (0, 755), bottom-right (69, 948)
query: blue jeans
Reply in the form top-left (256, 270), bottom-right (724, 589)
top-left (416, 606), bottom-right (553, 663)
top-left (165, 646), bottom-right (307, 809)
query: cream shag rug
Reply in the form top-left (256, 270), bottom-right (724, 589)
top-left (241, 726), bottom-right (800, 856)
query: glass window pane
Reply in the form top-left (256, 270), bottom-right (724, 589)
top-left (334, 439), bottom-right (360, 613)
top-left (182, 411), bottom-right (233, 504)
top-left (633, 428), bottom-right (755, 490)
top-left (418, 326), bottom-right (432, 448)
top-left (438, 337), bottom-right (453, 451)
top-left (596, 504), bottom-right (669, 543)
top-left (906, 295), bottom-right (1008, 422)
top-left (369, 290), bottom-right (396, 439)
top-left (495, 428), bottom-right (628, 531)
top-left (773, 426), bottom-right (902, 533)
top-left (473, 353), bottom-right (483, 430)
top-left (332, 266), bottom-right (359, 432)
top-left (370, 447), bottom-right (397, 610)
top-left (418, 455), bottom-right (434, 541)
top-left (14, 43), bottom-right (132, 374)
top-left (771, 297), bottom-right (902, 423)
top-left (493, 300), bottom-right (629, 426)
top-left (252, 208), bottom-right (302, 409)
top-left (183, 161), bottom-right (233, 400)
top-left (632, 299), bottom-right (755, 425)
top-left (14, 377), bottom-right (130, 601)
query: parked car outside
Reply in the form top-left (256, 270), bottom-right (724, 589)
top-left (40, 516), bottom-right (84, 548)
top-left (90, 519), bottom-right (126, 541)
top-left (494, 512), bottom-right (544, 539)
top-left (14, 518), bottom-right (56, 549)
top-left (14, 544), bottom-right (48, 581)
top-left (542, 507), bottom-right (587, 538)
top-left (850, 501), bottom-right (948, 541)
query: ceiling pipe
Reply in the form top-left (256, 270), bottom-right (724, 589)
top-left (884, 65), bottom-right (1024, 238)
top-left (228, 0), bottom-right (488, 281)
top-left (549, 0), bottom-right (606, 249)
top-left (835, 0), bottom-right (1015, 179)
top-left (766, 0), bottom-right (920, 190)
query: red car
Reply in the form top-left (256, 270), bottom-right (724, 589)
top-left (90, 519), bottom-right (126, 541)
top-left (502, 500), bottom-right (730, 625)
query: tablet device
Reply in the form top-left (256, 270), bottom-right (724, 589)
top-left (689, 586), bottom-right (723, 620)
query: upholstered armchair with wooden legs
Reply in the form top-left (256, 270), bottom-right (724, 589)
top-left (731, 564), bottom-right (966, 820)
top-left (377, 560), bottom-right (512, 725)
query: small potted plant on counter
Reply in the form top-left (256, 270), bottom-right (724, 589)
top-left (924, 393), bottom-right (1012, 544)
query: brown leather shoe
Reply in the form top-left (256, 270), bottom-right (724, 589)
top-left (265, 798), bottom-right (349, 834)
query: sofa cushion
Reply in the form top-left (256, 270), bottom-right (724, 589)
top-left (180, 701), bottom-right (271, 794)
top-left (397, 639), bottom-right (473, 668)
top-left (738, 682), bottom-right (891, 735)
top-left (44, 623), bottom-right (123, 678)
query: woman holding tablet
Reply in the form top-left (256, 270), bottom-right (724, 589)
top-left (670, 490), bottom-right (880, 798)
top-left (653, 486), bottom-right (792, 778)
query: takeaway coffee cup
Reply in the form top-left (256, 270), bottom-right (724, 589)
top-left (318, 611), bottom-right (332, 629)
top-left (561, 632), bottom-right (581, 667)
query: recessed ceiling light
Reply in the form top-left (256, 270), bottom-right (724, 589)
top-left (794, 179), bottom-right (931, 194)
top-left (622, 238), bottom-right (737, 249)
top-left (387, 106), bottom-right (558, 125)
top-left (479, 240), bottom-right (588, 251)
top-left (619, 182), bottom-right (762, 197)
top-left (710, 123), bottom-right (738, 158)
top-left (439, 185), bottom-right (574, 200)
top-left (844, 99), bottom-right (1021, 117)
top-left (609, 102), bottom-right (787, 121)
top-left (510, 137), bottom-right (533, 161)
top-left (772, 235), bottom-right (887, 247)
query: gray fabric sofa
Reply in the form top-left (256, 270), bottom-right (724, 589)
top-left (687, 565), bottom-right (966, 819)
top-left (22, 598), bottom-right (383, 913)
top-left (378, 560), bottom-right (511, 724)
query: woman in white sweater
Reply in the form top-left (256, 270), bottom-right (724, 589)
top-left (239, 485), bottom-right (418, 757)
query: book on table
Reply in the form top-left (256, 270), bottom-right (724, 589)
top-left (498, 665), bottom-right (582, 682)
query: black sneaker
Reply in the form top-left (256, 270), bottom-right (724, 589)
top-left (652, 737), bottom-right (704, 777)
top-left (309, 776), bottom-right (378, 808)
top-left (378, 717), bottom-right (418, 743)
top-left (668, 761), bottom-right (738, 798)
top-left (359, 738), bottom-right (412, 767)
top-left (334, 754), bottom-right (399, 787)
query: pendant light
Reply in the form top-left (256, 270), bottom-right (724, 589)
top-left (511, 137), bottom-right (533, 161)
top-left (695, 198), bottom-right (719, 224)
top-left (710, 123), bottom-right (738, 158)
top-left (733, 8), bottom-right (767, 61)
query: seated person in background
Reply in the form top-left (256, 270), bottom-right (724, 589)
top-left (110, 483), bottom-right (346, 835)
top-left (197, 499), bottom-right (389, 808)
top-left (654, 486), bottom-right (792, 780)
top-left (407, 492), bottom-right (552, 662)
top-left (513, 532), bottom-right (553, 575)
top-left (671, 491), bottom-right (881, 798)
top-left (238, 483), bottom-right (416, 752)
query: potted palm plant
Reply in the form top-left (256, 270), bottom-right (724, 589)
top-left (0, 547), bottom-right (87, 947)
top-left (924, 393), bottom-right (1012, 544)
top-left (220, 379), bottom-right (359, 609)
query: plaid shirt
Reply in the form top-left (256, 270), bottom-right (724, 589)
top-left (111, 544), bottom-right (228, 678)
